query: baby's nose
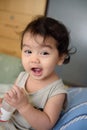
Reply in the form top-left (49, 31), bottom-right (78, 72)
top-left (31, 55), bottom-right (40, 63)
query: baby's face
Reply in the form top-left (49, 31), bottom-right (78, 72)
top-left (21, 32), bottom-right (63, 80)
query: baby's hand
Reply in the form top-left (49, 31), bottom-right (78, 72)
top-left (4, 85), bottom-right (29, 111)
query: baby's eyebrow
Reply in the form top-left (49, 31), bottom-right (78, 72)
top-left (42, 44), bottom-right (53, 49)
top-left (22, 44), bottom-right (31, 48)
top-left (22, 43), bottom-right (53, 49)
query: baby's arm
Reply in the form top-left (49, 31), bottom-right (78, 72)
top-left (21, 94), bottom-right (65, 130)
top-left (4, 86), bottom-right (65, 130)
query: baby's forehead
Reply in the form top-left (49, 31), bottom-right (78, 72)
top-left (24, 32), bottom-right (57, 46)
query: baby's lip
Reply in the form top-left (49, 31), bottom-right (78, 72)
top-left (31, 68), bottom-right (43, 75)
top-left (31, 68), bottom-right (42, 73)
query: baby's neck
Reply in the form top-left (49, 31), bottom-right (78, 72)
top-left (26, 73), bottom-right (59, 93)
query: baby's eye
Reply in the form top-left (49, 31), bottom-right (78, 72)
top-left (41, 51), bottom-right (49, 55)
top-left (24, 50), bottom-right (32, 54)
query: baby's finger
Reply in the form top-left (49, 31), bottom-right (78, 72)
top-left (5, 90), bottom-right (14, 98)
top-left (11, 88), bottom-right (17, 95)
top-left (12, 85), bottom-right (24, 97)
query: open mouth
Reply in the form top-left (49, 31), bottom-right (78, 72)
top-left (31, 68), bottom-right (42, 76)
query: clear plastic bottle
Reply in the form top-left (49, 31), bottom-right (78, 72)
top-left (0, 99), bottom-right (16, 122)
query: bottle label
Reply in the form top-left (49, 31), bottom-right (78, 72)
top-left (0, 107), bottom-right (12, 121)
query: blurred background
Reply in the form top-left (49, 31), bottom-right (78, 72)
top-left (47, 0), bottom-right (87, 87)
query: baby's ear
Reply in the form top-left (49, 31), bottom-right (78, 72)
top-left (57, 54), bottom-right (66, 65)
